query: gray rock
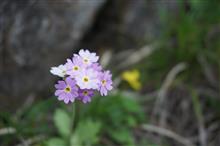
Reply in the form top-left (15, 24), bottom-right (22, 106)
top-left (0, 0), bottom-right (178, 109)
top-left (79, 0), bottom-right (178, 50)
top-left (0, 0), bottom-right (106, 107)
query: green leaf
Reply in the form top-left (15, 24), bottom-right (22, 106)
top-left (191, 90), bottom-right (203, 121)
top-left (46, 138), bottom-right (66, 146)
top-left (75, 119), bottom-right (101, 146)
top-left (127, 116), bottom-right (137, 127)
top-left (109, 128), bottom-right (135, 145)
top-left (121, 97), bottom-right (141, 113)
top-left (53, 109), bottom-right (71, 137)
top-left (70, 134), bottom-right (82, 146)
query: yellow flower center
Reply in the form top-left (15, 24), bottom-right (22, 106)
top-left (83, 91), bottom-right (88, 96)
top-left (102, 80), bottom-right (106, 85)
top-left (84, 58), bottom-right (89, 63)
top-left (83, 77), bottom-right (89, 82)
top-left (64, 86), bottom-right (71, 93)
top-left (73, 66), bottom-right (79, 71)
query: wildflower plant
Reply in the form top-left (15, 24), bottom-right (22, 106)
top-left (122, 69), bottom-right (141, 90)
top-left (50, 49), bottom-right (113, 104)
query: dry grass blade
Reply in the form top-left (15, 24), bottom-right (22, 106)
top-left (153, 62), bottom-right (187, 126)
top-left (117, 44), bottom-right (156, 69)
top-left (142, 124), bottom-right (196, 146)
top-left (157, 62), bottom-right (187, 104)
top-left (191, 90), bottom-right (207, 146)
top-left (0, 127), bottom-right (16, 136)
top-left (16, 135), bottom-right (45, 146)
top-left (197, 54), bottom-right (217, 88)
top-left (100, 50), bottom-right (112, 68)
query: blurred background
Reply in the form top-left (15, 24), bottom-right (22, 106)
top-left (0, 0), bottom-right (220, 146)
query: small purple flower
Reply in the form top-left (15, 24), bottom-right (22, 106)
top-left (98, 70), bottom-right (113, 96)
top-left (66, 56), bottom-right (84, 78)
top-left (78, 49), bottom-right (99, 66)
top-left (51, 49), bottom-right (113, 104)
top-left (50, 64), bottom-right (67, 77)
top-left (78, 89), bottom-right (94, 103)
top-left (76, 68), bottom-right (99, 90)
top-left (55, 77), bottom-right (78, 104)
top-left (90, 62), bottom-right (102, 72)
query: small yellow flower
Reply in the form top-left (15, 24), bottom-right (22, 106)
top-left (121, 69), bottom-right (141, 90)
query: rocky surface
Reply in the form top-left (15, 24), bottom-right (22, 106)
top-left (0, 0), bottom-right (177, 108)
top-left (0, 0), bottom-right (106, 108)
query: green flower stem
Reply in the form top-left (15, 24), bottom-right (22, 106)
top-left (68, 103), bottom-right (75, 146)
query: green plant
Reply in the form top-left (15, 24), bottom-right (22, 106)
top-left (46, 92), bottom-right (144, 146)
top-left (47, 107), bottom-right (101, 146)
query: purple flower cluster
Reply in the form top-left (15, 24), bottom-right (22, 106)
top-left (50, 49), bottom-right (113, 104)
